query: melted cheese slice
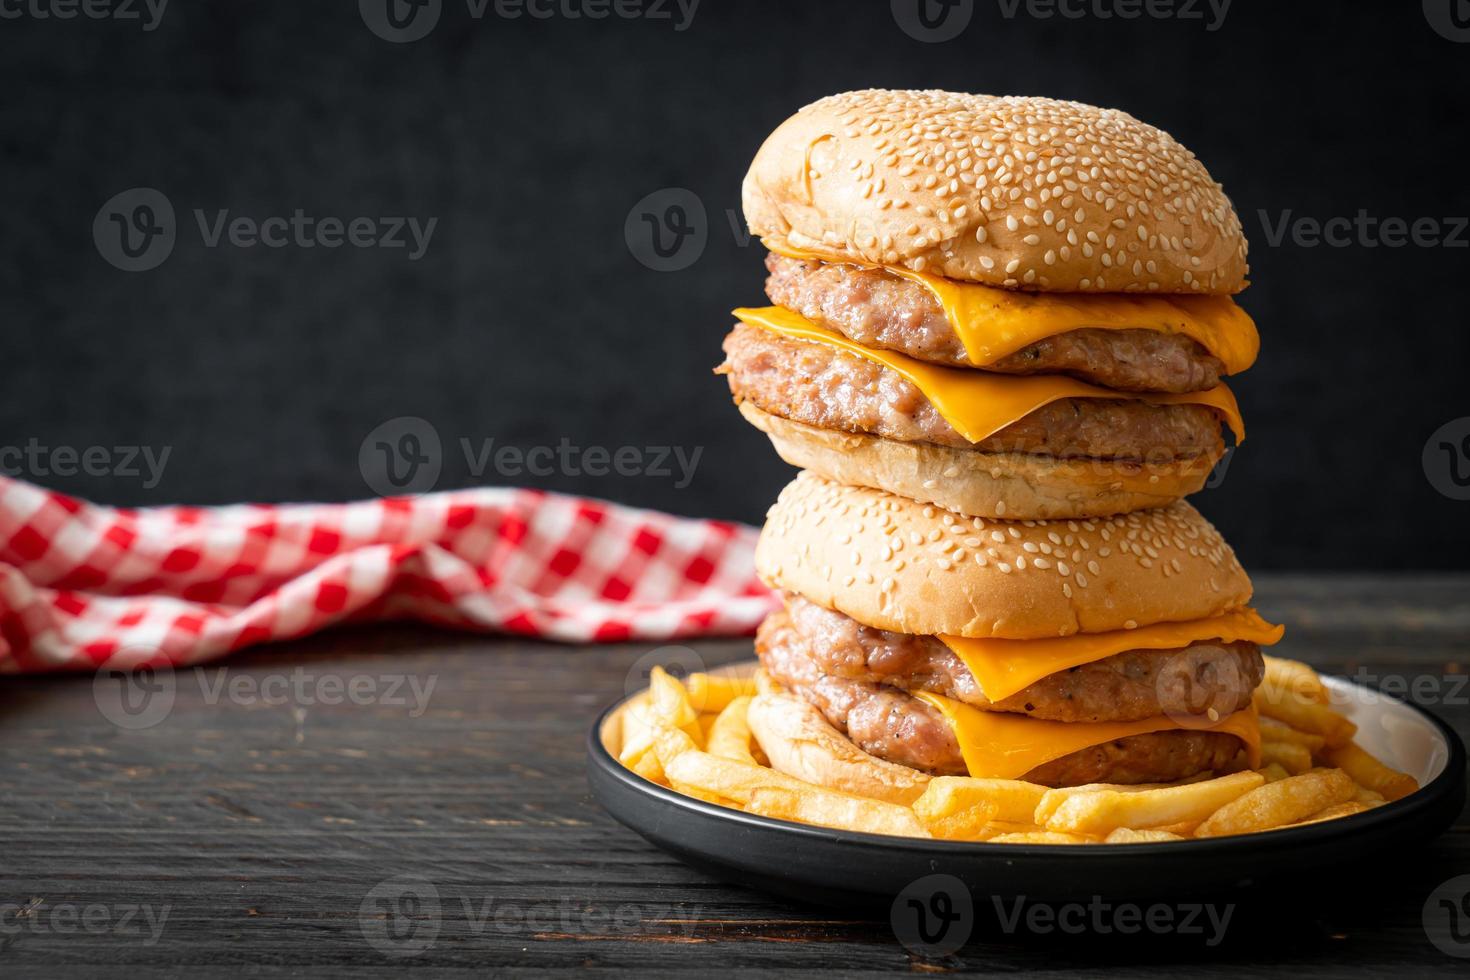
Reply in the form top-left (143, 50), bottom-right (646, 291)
top-left (914, 692), bottom-right (1262, 780)
top-left (765, 240), bottom-right (1259, 374)
top-left (939, 608), bottom-right (1285, 704)
top-left (733, 306), bottom-right (1245, 444)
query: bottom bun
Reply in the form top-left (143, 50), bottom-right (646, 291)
top-left (739, 402), bottom-right (1216, 520)
top-left (747, 689), bottom-right (931, 805)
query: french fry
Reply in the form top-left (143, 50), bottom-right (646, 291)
top-left (1258, 762), bottom-right (1291, 783)
top-left (971, 820), bottom-right (1048, 841)
top-left (1263, 655), bottom-right (1330, 703)
top-left (987, 831), bottom-right (1093, 844)
top-left (1287, 801), bottom-right (1369, 827)
top-left (652, 724), bottom-right (699, 771)
top-left (647, 666), bottom-right (703, 743)
top-left (685, 672), bottom-right (758, 713)
top-left (1260, 740), bottom-right (1313, 775)
top-left (1043, 771), bottom-right (1264, 835)
top-left (754, 668), bottom-right (782, 697)
top-left (912, 800), bottom-right (999, 841)
top-left (665, 749), bottom-right (834, 805)
top-left (1195, 768), bottom-right (1355, 837)
top-left (1104, 827), bottom-right (1185, 843)
top-left (1259, 716), bottom-right (1327, 752)
top-left (914, 776), bottom-right (1048, 825)
top-left (1254, 685), bottom-right (1356, 747)
top-left (744, 786), bottom-right (930, 838)
top-left (705, 695), bottom-right (757, 763)
top-left (1321, 741), bottom-right (1418, 802)
top-left (1352, 784), bottom-right (1385, 805)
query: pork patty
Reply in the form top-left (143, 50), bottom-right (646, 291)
top-left (782, 594), bottom-right (1263, 723)
top-left (756, 610), bottom-right (1252, 784)
top-left (765, 254), bottom-right (1226, 392)
top-left (720, 324), bottom-right (1225, 462)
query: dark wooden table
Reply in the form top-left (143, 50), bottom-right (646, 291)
top-left (3, 574), bottom-right (1468, 976)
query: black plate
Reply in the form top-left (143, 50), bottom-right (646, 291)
top-left (586, 663), bottom-right (1466, 907)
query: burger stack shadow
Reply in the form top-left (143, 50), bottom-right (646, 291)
top-left (716, 91), bottom-right (1284, 799)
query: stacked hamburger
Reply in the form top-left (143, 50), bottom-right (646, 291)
top-left (718, 90), bottom-right (1283, 789)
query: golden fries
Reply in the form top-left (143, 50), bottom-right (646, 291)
top-left (1195, 768), bottom-right (1355, 837)
top-left (1263, 655), bottom-right (1330, 703)
top-left (1254, 685), bottom-right (1356, 747)
top-left (1041, 772), bottom-right (1264, 835)
top-left (705, 695), bottom-right (758, 763)
top-left (914, 777), bottom-right (1048, 825)
top-left (745, 786), bottom-right (930, 838)
top-left (1104, 827), bottom-right (1185, 843)
top-left (1260, 740), bottom-right (1313, 775)
top-left (1322, 741), bottom-right (1419, 802)
top-left (611, 654), bottom-right (1420, 844)
top-left (685, 672), bottom-right (758, 714)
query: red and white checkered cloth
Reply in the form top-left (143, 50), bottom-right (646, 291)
top-left (0, 475), bottom-right (777, 673)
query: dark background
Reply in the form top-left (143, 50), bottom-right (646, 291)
top-left (2, 2), bottom-right (1468, 569)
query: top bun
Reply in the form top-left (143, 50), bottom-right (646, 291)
top-left (755, 473), bottom-right (1252, 639)
top-left (743, 90), bottom-right (1248, 294)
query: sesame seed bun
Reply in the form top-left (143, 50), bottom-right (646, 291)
top-left (739, 402), bottom-right (1215, 521)
top-left (755, 472), bottom-right (1252, 639)
top-left (742, 89), bottom-right (1248, 294)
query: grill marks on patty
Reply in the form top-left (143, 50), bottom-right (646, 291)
top-left (719, 324), bottom-right (1226, 462)
top-left (764, 255), bottom-right (1226, 393)
top-left (780, 594), bottom-right (1264, 723)
top-left (755, 609), bottom-right (1256, 784)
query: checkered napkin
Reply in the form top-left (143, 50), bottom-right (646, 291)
top-left (0, 476), bottom-right (777, 673)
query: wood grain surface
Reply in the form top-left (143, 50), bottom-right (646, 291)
top-left (2, 574), bottom-right (1467, 976)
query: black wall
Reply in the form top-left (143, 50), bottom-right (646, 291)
top-left (3, 2), bottom-right (1469, 570)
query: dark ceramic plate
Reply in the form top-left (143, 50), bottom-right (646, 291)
top-left (587, 660), bottom-right (1465, 907)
